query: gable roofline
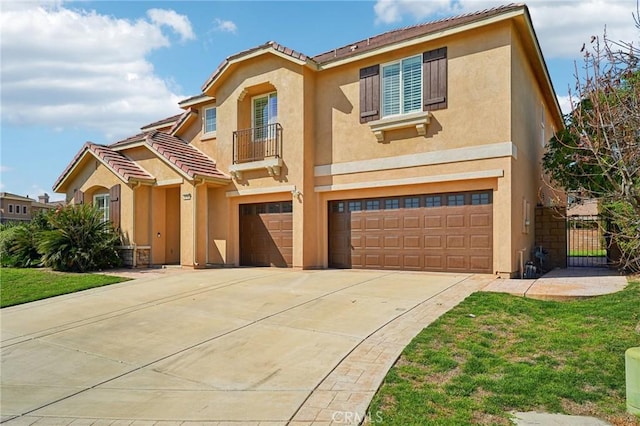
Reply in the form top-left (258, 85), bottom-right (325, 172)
top-left (170, 110), bottom-right (198, 136)
top-left (178, 94), bottom-right (215, 109)
top-left (201, 41), bottom-right (318, 94)
top-left (140, 113), bottom-right (184, 132)
top-left (53, 142), bottom-right (155, 193)
top-left (314, 4), bottom-right (525, 68)
top-left (144, 131), bottom-right (231, 183)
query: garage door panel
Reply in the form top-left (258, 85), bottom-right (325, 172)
top-left (383, 254), bottom-right (401, 267)
top-left (384, 217), bottom-right (400, 229)
top-left (446, 215), bottom-right (465, 228)
top-left (403, 216), bottom-right (420, 228)
top-left (470, 213), bottom-right (491, 227)
top-left (424, 235), bottom-right (443, 248)
top-left (424, 215), bottom-right (443, 229)
top-left (403, 254), bottom-right (421, 269)
top-left (351, 217), bottom-right (363, 230)
top-left (384, 235), bottom-right (400, 248)
top-left (404, 235), bottom-right (420, 248)
top-left (446, 255), bottom-right (468, 270)
top-left (470, 234), bottom-right (490, 248)
top-left (446, 235), bottom-right (466, 248)
top-left (424, 255), bottom-right (443, 269)
top-left (470, 256), bottom-right (491, 271)
top-left (365, 217), bottom-right (382, 230)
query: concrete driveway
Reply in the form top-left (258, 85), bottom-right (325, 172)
top-left (1, 268), bottom-right (493, 425)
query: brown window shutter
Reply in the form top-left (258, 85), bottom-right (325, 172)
top-left (423, 47), bottom-right (447, 111)
top-left (359, 65), bottom-right (380, 123)
top-left (109, 184), bottom-right (121, 229)
top-left (73, 189), bottom-right (84, 205)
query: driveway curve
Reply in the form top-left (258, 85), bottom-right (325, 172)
top-left (1, 268), bottom-right (493, 425)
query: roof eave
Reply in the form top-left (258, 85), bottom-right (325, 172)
top-left (318, 7), bottom-right (525, 69)
top-left (178, 95), bottom-right (215, 109)
top-left (202, 47), bottom-right (318, 94)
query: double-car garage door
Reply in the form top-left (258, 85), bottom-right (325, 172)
top-left (329, 191), bottom-right (493, 273)
top-left (240, 191), bottom-right (493, 273)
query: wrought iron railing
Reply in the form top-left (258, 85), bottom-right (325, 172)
top-left (233, 123), bottom-right (282, 164)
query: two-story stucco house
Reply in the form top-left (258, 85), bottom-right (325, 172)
top-left (53, 4), bottom-right (563, 276)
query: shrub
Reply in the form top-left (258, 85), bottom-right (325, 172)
top-left (38, 204), bottom-right (122, 272)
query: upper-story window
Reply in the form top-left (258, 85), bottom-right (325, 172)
top-left (204, 107), bottom-right (217, 135)
top-left (382, 55), bottom-right (422, 117)
top-left (253, 92), bottom-right (277, 138)
top-left (94, 194), bottom-right (110, 223)
top-left (359, 47), bottom-right (447, 124)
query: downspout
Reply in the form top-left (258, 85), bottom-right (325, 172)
top-left (193, 178), bottom-right (206, 267)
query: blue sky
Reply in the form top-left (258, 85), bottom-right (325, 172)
top-left (1, 0), bottom-right (638, 201)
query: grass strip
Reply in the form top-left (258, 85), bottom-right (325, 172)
top-left (1, 267), bottom-right (129, 308)
top-left (369, 281), bottom-right (640, 425)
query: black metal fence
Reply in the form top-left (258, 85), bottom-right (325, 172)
top-left (233, 123), bottom-right (282, 164)
top-left (567, 215), bottom-right (607, 267)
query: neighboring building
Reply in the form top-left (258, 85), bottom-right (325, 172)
top-left (0, 193), bottom-right (61, 224)
top-left (53, 4), bottom-right (563, 276)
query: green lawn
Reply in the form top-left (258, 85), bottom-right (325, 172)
top-left (569, 249), bottom-right (607, 257)
top-left (369, 281), bottom-right (640, 425)
top-left (0, 268), bottom-right (130, 308)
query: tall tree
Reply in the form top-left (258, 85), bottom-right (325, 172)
top-left (543, 7), bottom-right (640, 271)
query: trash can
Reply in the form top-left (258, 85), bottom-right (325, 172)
top-left (627, 347), bottom-right (640, 415)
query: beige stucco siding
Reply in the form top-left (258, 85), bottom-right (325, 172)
top-left (314, 22), bottom-right (512, 167)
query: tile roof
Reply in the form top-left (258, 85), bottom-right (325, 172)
top-left (313, 3), bottom-right (525, 64)
top-left (199, 4), bottom-right (524, 92)
top-left (201, 41), bottom-right (309, 92)
top-left (53, 142), bottom-right (154, 191)
top-left (140, 113), bottom-right (184, 131)
top-left (146, 131), bottom-right (229, 181)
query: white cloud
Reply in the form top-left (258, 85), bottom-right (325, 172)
top-left (0, 165), bottom-right (12, 173)
top-left (213, 18), bottom-right (238, 34)
top-left (372, 0), bottom-right (639, 59)
top-left (556, 95), bottom-right (573, 115)
top-left (0, 3), bottom-right (193, 140)
top-left (148, 8), bottom-right (195, 42)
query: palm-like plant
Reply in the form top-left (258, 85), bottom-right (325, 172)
top-left (38, 204), bottom-right (122, 272)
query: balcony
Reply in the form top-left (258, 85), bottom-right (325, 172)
top-left (230, 123), bottom-right (283, 180)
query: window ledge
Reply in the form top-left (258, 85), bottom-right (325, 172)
top-left (368, 111), bottom-right (431, 142)
top-left (201, 131), bottom-right (217, 141)
top-left (229, 157), bottom-right (283, 180)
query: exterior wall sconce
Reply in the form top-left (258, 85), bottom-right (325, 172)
top-left (182, 193), bottom-right (192, 200)
top-left (291, 186), bottom-right (302, 199)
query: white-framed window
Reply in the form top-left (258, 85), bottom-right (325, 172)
top-left (381, 54), bottom-right (422, 117)
top-left (22, 205), bottom-right (27, 214)
top-left (8, 204), bottom-right (13, 214)
top-left (203, 107), bottom-right (217, 135)
top-left (252, 92), bottom-right (277, 140)
top-left (94, 194), bottom-right (110, 223)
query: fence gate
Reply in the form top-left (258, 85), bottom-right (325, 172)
top-left (567, 215), bottom-right (607, 267)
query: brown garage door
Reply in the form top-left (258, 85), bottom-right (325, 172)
top-left (329, 191), bottom-right (492, 273)
top-left (240, 201), bottom-right (293, 267)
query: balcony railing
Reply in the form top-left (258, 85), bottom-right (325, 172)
top-left (233, 123), bottom-right (282, 164)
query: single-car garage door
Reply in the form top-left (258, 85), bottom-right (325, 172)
top-left (240, 201), bottom-right (293, 267)
top-left (329, 191), bottom-right (493, 273)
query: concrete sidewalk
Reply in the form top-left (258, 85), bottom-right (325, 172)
top-left (483, 267), bottom-right (628, 301)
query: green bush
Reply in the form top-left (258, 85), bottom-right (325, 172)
top-left (0, 223), bottom-right (20, 266)
top-left (38, 204), bottom-right (122, 272)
